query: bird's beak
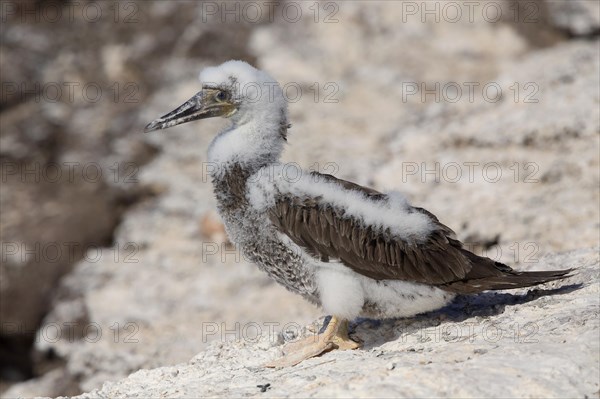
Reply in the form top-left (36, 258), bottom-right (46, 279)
top-left (144, 89), bottom-right (235, 132)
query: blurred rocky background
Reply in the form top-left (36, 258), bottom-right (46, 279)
top-left (0, 0), bottom-right (598, 397)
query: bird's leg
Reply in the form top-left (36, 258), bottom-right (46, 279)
top-left (264, 316), bottom-right (361, 368)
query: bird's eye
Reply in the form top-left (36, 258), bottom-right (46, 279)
top-left (215, 91), bottom-right (229, 102)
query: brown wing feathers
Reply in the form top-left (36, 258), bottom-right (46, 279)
top-left (268, 173), bottom-right (572, 293)
top-left (269, 190), bottom-right (470, 285)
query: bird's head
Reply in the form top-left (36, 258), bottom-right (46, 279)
top-left (144, 60), bottom-right (287, 133)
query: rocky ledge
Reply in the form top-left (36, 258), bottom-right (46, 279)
top-left (73, 247), bottom-right (598, 398)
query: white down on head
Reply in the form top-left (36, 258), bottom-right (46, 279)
top-left (202, 60), bottom-right (289, 169)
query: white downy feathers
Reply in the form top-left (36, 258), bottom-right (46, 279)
top-left (202, 60), bottom-right (289, 167)
top-left (247, 165), bottom-right (435, 242)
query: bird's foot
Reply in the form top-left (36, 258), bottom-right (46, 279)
top-left (264, 316), bottom-right (360, 368)
top-left (331, 320), bottom-right (362, 350)
top-left (263, 335), bottom-right (335, 368)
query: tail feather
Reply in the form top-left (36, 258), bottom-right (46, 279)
top-left (442, 250), bottom-right (574, 294)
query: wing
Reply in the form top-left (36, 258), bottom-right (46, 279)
top-left (268, 172), bottom-right (473, 285)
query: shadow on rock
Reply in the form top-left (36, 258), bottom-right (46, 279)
top-left (354, 283), bottom-right (583, 349)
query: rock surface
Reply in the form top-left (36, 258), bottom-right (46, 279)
top-left (75, 248), bottom-right (599, 398)
top-left (545, 0), bottom-right (600, 36)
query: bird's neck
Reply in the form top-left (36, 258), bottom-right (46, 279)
top-left (208, 116), bottom-right (288, 215)
top-left (207, 109), bottom-right (289, 178)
